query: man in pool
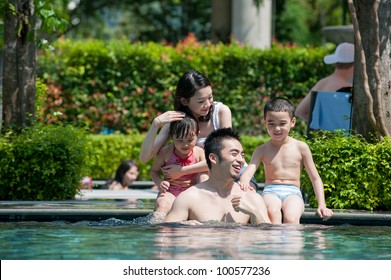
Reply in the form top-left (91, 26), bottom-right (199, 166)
top-left (164, 128), bottom-right (271, 225)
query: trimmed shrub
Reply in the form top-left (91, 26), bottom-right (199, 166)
top-left (37, 38), bottom-right (334, 136)
top-left (301, 132), bottom-right (391, 211)
top-left (84, 133), bottom-right (269, 183)
top-left (0, 124), bottom-right (92, 200)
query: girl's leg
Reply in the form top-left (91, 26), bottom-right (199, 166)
top-left (262, 194), bottom-right (283, 224)
top-left (155, 192), bottom-right (176, 213)
top-left (281, 195), bottom-right (305, 224)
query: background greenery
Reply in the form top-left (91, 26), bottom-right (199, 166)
top-left (301, 132), bottom-right (391, 211)
top-left (0, 124), bottom-right (91, 200)
top-left (37, 37), bottom-right (334, 137)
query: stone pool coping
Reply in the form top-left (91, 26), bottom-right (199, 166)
top-left (0, 189), bottom-right (390, 226)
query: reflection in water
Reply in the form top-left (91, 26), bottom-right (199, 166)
top-left (154, 223), bottom-right (309, 260)
top-left (1, 220), bottom-right (390, 260)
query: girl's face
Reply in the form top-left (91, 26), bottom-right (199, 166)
top-left (183, 86), bottom-right (213, 118)
top-left (172, 134), bottom-right (198, 157)
top-left (122, 166), bottom-right (139, 186)
top-left (264, 111), bottom-right (296, 141)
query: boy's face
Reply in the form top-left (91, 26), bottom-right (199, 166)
top-left (264, 111), bottom-right (296, 140)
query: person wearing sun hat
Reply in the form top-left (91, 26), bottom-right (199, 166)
top-left (295, 42), bottom-right (354, 121)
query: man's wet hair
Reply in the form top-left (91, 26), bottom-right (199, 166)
top-left (264, 97), bottom-right (295, 119)
top-left (204, 128), bottom-right (240, 169)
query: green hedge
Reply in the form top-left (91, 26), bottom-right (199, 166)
top-left (37, 38), bottom-right (334, 136)
top-left (1, 127), bottom-right (390, 210)
top-left (301, 132), bottom-right (391, 211)
top-left (0, 124), bottom-right (91, 200)
top-left (85, 133), bottom-right (269, 182)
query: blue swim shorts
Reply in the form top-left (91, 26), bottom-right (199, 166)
top-left (262, 184), bottom-right (303, 202)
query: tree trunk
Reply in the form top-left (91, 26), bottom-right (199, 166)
top-left (211, 0), bottom-right (232, 44)
top-left (2, 0), bottom-right (36, 130)
top-left (350, 0), bottom-right (391, 140)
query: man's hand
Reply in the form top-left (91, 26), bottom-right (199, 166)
top-left (231, 196), bottom-right (254, 215)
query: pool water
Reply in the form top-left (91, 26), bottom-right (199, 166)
top-left (1, 217), bottom-right (390, 260)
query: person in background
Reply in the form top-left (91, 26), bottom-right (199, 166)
top-left (151, 115), bottom-right (209, 215)
top-left (295, 42), bottom-right (354, 121)
top-left (106, 159), bottom-right (139, 190)
top-left (240, 98), bottom-right (333, 224)
top-left (164, 128), bottom-right (270, 225)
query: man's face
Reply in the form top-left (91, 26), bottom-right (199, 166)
top-left (216, 138), bottom-right (245, 180)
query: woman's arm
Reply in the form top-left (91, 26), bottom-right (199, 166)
top-left (161, 160), bottom-right (209, 180)
top-left (139, 111), bottom-right (185, 163)
top-left (218, 103), bottom-right (232, 128)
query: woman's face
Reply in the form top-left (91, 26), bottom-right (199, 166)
top-left (184, 86), bottom-right (213, 118)
top-left (122, 165), bottom-right (139, 186)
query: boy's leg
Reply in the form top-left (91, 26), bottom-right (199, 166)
top-left (155, 192), bottom-right (176, 213)
top-left (262, 194), bottom-right (283, 224)
top-left (281, 195), bottom-right (305, 224)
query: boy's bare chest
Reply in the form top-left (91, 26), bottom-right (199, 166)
top-left (264, 146), bottom-right (301, 168)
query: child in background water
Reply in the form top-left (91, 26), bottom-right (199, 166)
top-left (107, 159), bottom-right (139, 190)
top-left (150, 115), bottom-right (209, 215)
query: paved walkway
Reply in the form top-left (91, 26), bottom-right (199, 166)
top-left (1, 189), bottom-right (390, 226)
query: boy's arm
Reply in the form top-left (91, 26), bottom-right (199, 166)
top-left (301, 142), bottom-right (333, 220)
top-left (240, 146), bottom-right (263, 189)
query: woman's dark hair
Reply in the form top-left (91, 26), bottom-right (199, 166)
top-left (114, 159), bottom-right (138, 185)
top-left (174, 69), bottom-right (214, 122)
top-left (169, 115), bottom-right (199, 139)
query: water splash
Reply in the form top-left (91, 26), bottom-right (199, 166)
top-left (128, 211), bottom-right (167, 225)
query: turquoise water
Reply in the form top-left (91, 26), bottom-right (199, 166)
top-left (1, 218), bottom-right (390, 260)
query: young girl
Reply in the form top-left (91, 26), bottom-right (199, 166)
top-left (139, 70), bottom-right (232, 180)
top-left (150, 115), bottom-right (209, 214)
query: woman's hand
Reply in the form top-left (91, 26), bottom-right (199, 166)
top-left (154, 111), bottom-right (186, 128)
top-left (161, 164), bottom-right (183, 180)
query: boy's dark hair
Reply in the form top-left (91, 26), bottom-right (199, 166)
top-left (169, 115), bottom-right (199, 139)
top-left (264, 97), bottom-right (295, 119)
top-left (204, 128), bottom-right (240, 169)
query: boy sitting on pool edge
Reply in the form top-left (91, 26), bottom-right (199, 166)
top-left (240, 97), bottom-right (333, 224)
